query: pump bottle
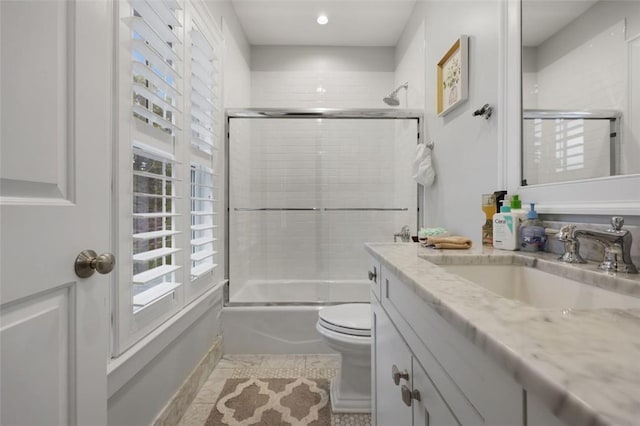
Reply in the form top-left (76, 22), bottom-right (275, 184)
top-left (520, 203), bottom-right (546, 252)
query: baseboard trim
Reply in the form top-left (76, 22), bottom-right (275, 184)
top-left (152, 336), bottom-right (224, 426)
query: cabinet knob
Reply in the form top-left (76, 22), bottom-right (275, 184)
top-left (368, 268), bottom-right (377, 282)
top-left (401, 384), bottom-right (421, 407)
top-left (392, 364), bottom-right (409, 385)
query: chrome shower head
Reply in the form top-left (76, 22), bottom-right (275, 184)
top-left (383, 93), bottom-right (400, 106)
top-left (383, 82), bottom-right (408, 106)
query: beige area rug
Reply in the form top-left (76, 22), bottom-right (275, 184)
top-left (206, 378), bottom-right (330, 426)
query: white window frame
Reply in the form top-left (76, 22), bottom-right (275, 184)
top-left (112, 0), bottom-right (224, 356)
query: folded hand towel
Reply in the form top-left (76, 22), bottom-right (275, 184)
top-left (413, 144), bottom-right (435, 187)
top-left (425, 236), bottom-right (472, 249)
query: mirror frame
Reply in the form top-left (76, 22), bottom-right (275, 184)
top-left (503, 0), bottom-right (640, 215)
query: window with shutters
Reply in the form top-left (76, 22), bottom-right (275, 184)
top-left (189, 22), bottom-right (220, 290)
top-left (114, 0), bottom-right (223, 355)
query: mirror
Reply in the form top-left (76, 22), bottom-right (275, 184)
top-left (521, 0), bottom-right (640, 187)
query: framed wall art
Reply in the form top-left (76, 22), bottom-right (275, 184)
top-left (437, 35), bottom-right (469, 116)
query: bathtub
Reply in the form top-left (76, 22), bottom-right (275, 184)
top-left (223, 279), bottom-right (370, 354)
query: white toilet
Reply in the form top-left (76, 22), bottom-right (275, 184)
top-left (316, 303), bottom-right (371, 413)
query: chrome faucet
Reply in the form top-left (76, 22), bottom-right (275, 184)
top-left (556, 217), bottom-right (637, 274)
top-left (556, 224), bottom-right (586, 264)
top-left (394, 225), bottom-right (411, 243)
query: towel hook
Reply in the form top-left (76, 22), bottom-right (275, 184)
top-left (473, 104), bottom-right (493, 120)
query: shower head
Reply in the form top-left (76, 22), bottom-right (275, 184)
top-left (383, 82), bottom-right (408, 106)
top-left (383, 93), bottom-right (400, 106)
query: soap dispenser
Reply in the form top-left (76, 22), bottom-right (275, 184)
top-left (520, 203), bottom-right (546, 252)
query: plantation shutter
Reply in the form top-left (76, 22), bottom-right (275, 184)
top-left (189, 24), bottom-right (220, 283)
top-left (127, 0), bottom-right (183, 312)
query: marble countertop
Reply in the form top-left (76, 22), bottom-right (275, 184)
top-left (365, 243), bottom-right (640, 426)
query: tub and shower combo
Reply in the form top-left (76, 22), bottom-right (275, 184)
top-left (223, 108), bottom-right (422, 354)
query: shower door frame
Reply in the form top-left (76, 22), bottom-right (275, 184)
top-left (224, 108), bottom-right (425, 307)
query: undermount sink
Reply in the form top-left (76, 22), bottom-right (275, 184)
top-left (441, 264), bottom-right (640, 310)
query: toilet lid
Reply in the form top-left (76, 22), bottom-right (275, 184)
top-left (319, 303), bottom-right (371, 337)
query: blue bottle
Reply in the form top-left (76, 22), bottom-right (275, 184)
top-left (520, 203), bottom-right (546, 252)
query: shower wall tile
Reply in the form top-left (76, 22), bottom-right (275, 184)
top-left (228, 67), bottom-right (417, 297)
top-left (251, 71), bottom-right (394, 108)
top-left (230, 119), bottom-right (417, 283)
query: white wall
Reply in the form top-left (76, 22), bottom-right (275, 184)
top-left (535, 1), bottom-right (640, 71)
top-left (394, 18), bottom-right (426, 110)
top-left (108, 290), bottom-right (222, 426)
top-left (204, 0), bottom-right (251, 107)
top-left (396, 0), bottom-right (502, 245)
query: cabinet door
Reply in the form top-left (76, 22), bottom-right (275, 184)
top-left (372, 297), bottom-right (413, 426)
top-left (412, 357), bottom-right (459, 426)
top-left (527, 391), bottom-right (566, 426)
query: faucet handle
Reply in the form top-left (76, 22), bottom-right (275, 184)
top-left (557, 224), bottom-right (576, 241)
top-left (556, 225), bottom-right (586, 264)
top-left (611, 216), bottom-right (624, 231)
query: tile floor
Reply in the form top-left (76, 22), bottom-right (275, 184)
top-left (178, 354), bottom-right (372, 426)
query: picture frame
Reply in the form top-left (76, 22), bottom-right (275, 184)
top-left (437, 35), bottom-right (469, 116)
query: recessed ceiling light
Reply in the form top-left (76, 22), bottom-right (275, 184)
top-left (317, 15), bottom-right (328, 25)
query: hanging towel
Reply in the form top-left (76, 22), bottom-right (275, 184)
top-left (413, 144), bottom-right (435, 187)
top-left (425, 235), bottom-right (472, 249)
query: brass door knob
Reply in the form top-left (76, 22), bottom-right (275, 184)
top-left (75, 250), bottom-right (116, 278)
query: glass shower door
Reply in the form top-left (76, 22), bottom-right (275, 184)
top-left (228, 115), bottom-right (418, 304)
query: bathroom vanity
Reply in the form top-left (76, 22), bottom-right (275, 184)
top-left (367, 243), bottom-right (640, 426)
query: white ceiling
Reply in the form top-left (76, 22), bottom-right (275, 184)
top-left (230, 0), bottom-right (417, 46)
top-left (522, 0), bottom-right (597, 47)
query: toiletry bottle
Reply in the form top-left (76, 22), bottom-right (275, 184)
top-left (482, 194), bottom-right (496, 246)
top-left (520, 203), bottom-right (546, 252)
top-left (509, 194), bottom-right (526, 247)
top-left (493, 190), bottom-right (507, 217)
top-left (493, 204), bottom-right (518, 250)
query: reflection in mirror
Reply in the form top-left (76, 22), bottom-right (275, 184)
top-left (521, 0), bottom-right (640, 186)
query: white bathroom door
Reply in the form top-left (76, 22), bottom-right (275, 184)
top-left (0, 1), bottom-right (111, 425)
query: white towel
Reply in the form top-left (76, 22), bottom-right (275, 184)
top-left (413, 144), bottom-right (435, 187)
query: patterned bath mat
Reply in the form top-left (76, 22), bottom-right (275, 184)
top-left (206, 377), bottom-right (330, 425)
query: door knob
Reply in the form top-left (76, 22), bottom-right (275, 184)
top-left (75, 250), bottom-right (116, 278)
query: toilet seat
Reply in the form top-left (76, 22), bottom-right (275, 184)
top-left (318, 303), bottom-right (371, 337)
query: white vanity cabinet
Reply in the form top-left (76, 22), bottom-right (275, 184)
top-left (370, 260), bottom-right (527, 425)
top-left (372, 295), bottom-right (472, 426)
top-left (371, 296), bottom-right (413, 425)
